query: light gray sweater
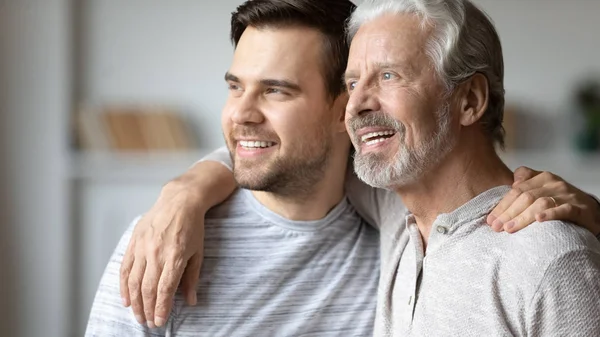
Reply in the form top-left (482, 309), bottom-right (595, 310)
top-left (350, 183), bottom-right (600, 336)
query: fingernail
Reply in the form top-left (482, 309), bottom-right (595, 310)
top-left (135, 315), bottom-right (145, 324)
top-left (122, 298), bottom-right (128, 306)
top-left (147, 321), bottom-right (156, 329)
top-left (491, 219), bottom-right (503, 230)
top-left (188, 291), bottom-right (197, 306)
top-left (155, 317), bottom-right (166, 327)
top-left (538, 213), bottom-right (546, 221)
top-left (487, 214), bottom-right (496, 225)
top-left (505, 221), bottom-right (515, 231)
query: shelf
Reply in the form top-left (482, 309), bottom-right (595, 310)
top-left (69, 149), bottom-right (214, 182)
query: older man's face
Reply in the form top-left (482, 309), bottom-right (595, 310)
top-left (344, 13), bottom-right (457, 189)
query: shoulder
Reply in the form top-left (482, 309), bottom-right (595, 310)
top-left (205, 188), bottom-right (254, 220)
top-left (508, 220), bottom-right (600, 257)
top-left (495, 220), bottom-right (600, 281)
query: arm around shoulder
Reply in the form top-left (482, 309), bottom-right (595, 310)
top-left (175, 146), bottom-right (236, 212)
top-left (120, 146), bottom-right (236, 327)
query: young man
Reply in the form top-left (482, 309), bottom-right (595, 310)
top-left (113, 0), bottom-right (600, 334)
top-left (86, 1), bottom-right (379, 335)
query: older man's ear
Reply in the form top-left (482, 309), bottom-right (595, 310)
top-left (457, 73), bottom-right (490, 126)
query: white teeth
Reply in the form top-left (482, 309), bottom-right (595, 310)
top-left (361, 130), bottom-right (395, 142)
top-left (365, 138), bottom-right (388, 146)
top-left (240, 140), bottom-right (275, 148)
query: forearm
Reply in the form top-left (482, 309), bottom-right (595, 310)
top-left (165, 159), bottom-right (236, 214)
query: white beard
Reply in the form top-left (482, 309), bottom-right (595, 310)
top-left (353, 102), bottom-right (457, 190)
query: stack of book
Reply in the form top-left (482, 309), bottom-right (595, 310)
top-left (75, 105), bottom-right (197, 151)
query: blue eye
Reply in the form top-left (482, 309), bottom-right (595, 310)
top-left (382, 72), bottom-right (394, 80)
top-left (348, 81), bottom-right (357, 91)
top-left (266, 88), bottom-right (284, 95)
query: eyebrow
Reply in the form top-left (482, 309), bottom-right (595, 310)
top-left (344, 61), bottom-right (414, 82)
top-left (224, 72), bottom-right (240, 83)
top-left (224, 72), bottom-right (302, 91)
top-left (343, 72), bottom-right (357, 83)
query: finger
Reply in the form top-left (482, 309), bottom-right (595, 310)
top-left (494, 190), bottom-right (544, 231)
top-left (503, 196), bottom-right (558, 233)
top-left (536, 203), bottom-right (582, 224)
top-left (489, 172), bottom-right (564, 230)
top-left (128, 258), bottom-right (147, 325)
top-left (141, 257), bottom-right (163, 328)
top-left (513, 171), bottom-right (562, 192)
top-left (120, 239), bottom-right (137, 307)
top-left (182, 254), bottom-right (202, 306)
top-left (154, 257), bottom-right (187, 327)
top-left (513, 166), bottom-right (541, 185)
top-left (488, 187), bottom-right (523, 230)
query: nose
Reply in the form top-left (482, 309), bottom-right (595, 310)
top-left (345, 81), bottom-right (381, 119)
top-left (229, 94), bottom-right (264, 125)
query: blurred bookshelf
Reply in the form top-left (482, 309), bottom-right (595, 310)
top-left (70, 104), bottom-right (215, 181)
top-left (68, 103), bottom-right (598, 182)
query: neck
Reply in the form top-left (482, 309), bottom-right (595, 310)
top-left (252, 142), bottom-right (350, 221)
top-left (396, 139), bottom-right (513, 247)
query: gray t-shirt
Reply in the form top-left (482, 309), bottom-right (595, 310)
top-left (85, 188), bottom-right (380, 337)
top-left (365, 185), bottom-right (600, 336)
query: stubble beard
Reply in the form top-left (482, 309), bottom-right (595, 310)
top-left (351, 102), bottom-right (456, 190)
top-left (229, 126), bottom-right (332, 199)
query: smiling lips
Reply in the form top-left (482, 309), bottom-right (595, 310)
top-left (239, 140), bottom-right (276, 149)
top-left (360, 130), bottom-right (396, 146)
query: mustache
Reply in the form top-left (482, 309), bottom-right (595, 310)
top-left (228, 127), bottom-right (279, 141)
top-left (347, 111), bottom-right (404, 133)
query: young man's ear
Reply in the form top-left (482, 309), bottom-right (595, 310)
top-left (333, 93), bottom-right (350, 133)
top-left (458, 73), bottom-right (489, 126)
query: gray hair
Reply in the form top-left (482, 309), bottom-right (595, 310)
top-left (347, 0), bottom-right (506, 148)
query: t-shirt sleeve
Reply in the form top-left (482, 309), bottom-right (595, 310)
top-left (85, 217), bottom-right (172, 337)
top-left (344, 170), bottom-right (407, 232)
top-left (195, 146), bottom-right (232, 171)
top-left (527, 249), bottom-right (600, 336)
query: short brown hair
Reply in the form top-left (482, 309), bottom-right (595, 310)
top-left (230, 0), bottom-right (356, 98)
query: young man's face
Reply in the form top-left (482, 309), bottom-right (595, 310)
top-left (222, 26), bottom-right (341, 195)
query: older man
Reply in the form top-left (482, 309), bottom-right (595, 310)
top-left (117, 0), bottom-right (600, 334)
top-left (343, 0), bottom-right (600, 335)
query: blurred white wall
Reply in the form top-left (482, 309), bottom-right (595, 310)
top-left (477, 0), bottom-right (600, 149)
top-left (0, 1), bottom-right (71, 337)
top-left (81, 0), bottom-right (237, 149)
top-left (81, 0), bottom-right (600, 150)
